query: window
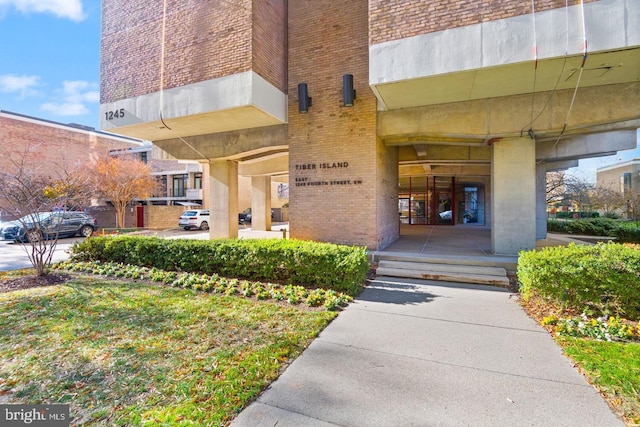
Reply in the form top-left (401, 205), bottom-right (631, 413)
top-left (621, 173), bottom-right (632, 195)
top-left (194, 173), bottom-right (202, 189)
top-left (140, 151), bottom-right (148, 163)
top-left (172, 174), bottom-right (188, 197)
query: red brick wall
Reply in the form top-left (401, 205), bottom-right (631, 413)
top-left (288, 0), bottom-right (398, 249)
top-left (0, 114), bottom-right (138, 176)
top-left (369, 0), bottom-right (599, 45)
top-left (0, 113), bottom-right (141, 218)
top-left (101, 0), bottom-right (287, 103)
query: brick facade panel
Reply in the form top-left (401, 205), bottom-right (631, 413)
top-left (102, 0), bottom-right (287, 103)
top-left (289, 0), bottom-right (396, 249)
top-left (369, 0), bottom-right (599, 45)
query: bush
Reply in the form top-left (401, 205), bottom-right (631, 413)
top-left (547, 218), bottom-right (622, 237)
top-left (518, 243), bottom-right (640, 320)
top-left (613, 223), bottom-right (640, 244)
top-left (69, 236), bottom-right (369, 295)
top-left (554, 211), bottom-right (599, 219)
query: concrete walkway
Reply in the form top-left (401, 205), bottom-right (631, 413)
top-left (231, 276), bottom-right (623, 426)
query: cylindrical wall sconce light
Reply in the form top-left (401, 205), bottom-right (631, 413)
top-left (298, 83), bottom-right (312, 113)
top-left (343, 74), bottom-right (356, 107)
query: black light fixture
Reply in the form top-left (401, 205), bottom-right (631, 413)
top-left (298, 83), bottom-right (312, 113)
top-left (342, 74), bottom-right (356, 107)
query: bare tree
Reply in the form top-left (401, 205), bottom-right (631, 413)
top-left (0, 144), bottom-right (93, 276)
top-left (92, 156), bottom-right (157, 228)
top-left (546, 171), bottom-right (567, 205)
top-left (590, 185), bottom-right (625, 218)
top-left (563, 175), bottom-right (595, 213)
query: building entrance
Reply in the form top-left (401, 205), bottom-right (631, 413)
top-left (399, 176), bottom-right (454, 225)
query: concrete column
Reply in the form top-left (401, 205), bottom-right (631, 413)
top-left (199, 161), bottom-right (210, 210)
top-left (208, 160), bottom-right (238, 239)
top-left (536, 163), bottom-right (548, 240)
top-left (491, 137), bottom-right (536, 255)
top-left (251, 176), bottom-right (272, 231)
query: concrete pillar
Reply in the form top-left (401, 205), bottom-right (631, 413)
top-left (199, 161), bottom-right (210, 210)
top-left (251, 176), bottom-right (272, 231)
top-left (208, 160), bottom-right (238, 239)
top-left (536, 163), bottom-right (548, 240)
top-left (491, 137), bottom-right (536, 255)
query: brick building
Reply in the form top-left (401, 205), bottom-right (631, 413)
top-left (0, 110), bottom-right (144, 226)
top-left (109, 145), bottom-right (289, 228)
top-left (597, 158), bottom-right (640, 219)
top-left (100, 0), bottom-right (639, 254)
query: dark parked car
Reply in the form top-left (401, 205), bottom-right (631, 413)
top-left (1, 211), bottom-right (97, 242)
top-left (238, 211), bottom-right (251, 224)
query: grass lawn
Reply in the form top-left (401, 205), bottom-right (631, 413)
top-left (0, 274), bottom-right (337, 426)
top-left (560, 337), bottom-right (640, 426)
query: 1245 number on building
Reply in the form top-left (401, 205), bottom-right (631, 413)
top-left (105, 108), bottom-right (125, 120)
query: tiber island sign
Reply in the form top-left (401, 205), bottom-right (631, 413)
top-left (294, 161), bottom-right (363, 187)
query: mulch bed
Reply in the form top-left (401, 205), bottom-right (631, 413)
top-left (0, 273), bottom-right (73, 293)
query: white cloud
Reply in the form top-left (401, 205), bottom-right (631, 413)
top-left (41, 101), bottom-right (88, 116)
top-left (40, 79), bottom-right (98, 117)
top-left (0, 74), bottom-right (40, 97)
top-left (0, 0), bottom-right (85, 21)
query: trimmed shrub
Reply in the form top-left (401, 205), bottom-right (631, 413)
top-left (547, 218), bottom-right (623, 237)
top-left (518, 243), bottom-right (640, 320)
top-left (554, 211), bottom-right (599, 219)
top-left (69, 236), bottom-right (369, 295)
top-left (613, 224), bottom-right (640, 244)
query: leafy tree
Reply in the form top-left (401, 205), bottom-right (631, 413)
top-left (0, 144), bottom-right (93, 276)
top-left (92, 156), bottom-right (157, 228)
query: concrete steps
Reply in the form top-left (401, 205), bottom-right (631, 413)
top-left (373, 254), bottom-right (516, 287)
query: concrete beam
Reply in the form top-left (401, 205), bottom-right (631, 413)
top-left (239, 155), bottom-right (289, 176)
top-left (100, 71), bottom-right (287, 140)
top-left (544, 159), bottom-right (579, 171)
top-left (536, 130), bottom-right (638, 162)
top-left (378, 83), bottom-right (640, 142)
top-left (398, 145), bottom-right (491, 162)
top-left (153, 124), bottom-right (288, 161)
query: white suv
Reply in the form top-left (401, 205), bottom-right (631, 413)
top-left (178, 209), bottom-right (209, 230)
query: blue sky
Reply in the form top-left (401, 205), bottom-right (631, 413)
top-left (0, 0), bottom-right (101, 128)
top-left (0, 0), bottom-right (637, 182)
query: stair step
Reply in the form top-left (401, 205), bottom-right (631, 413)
top-left (378, 260), bottom-right (507, 277)
top-left (375, 267), bottom-right (511, 287)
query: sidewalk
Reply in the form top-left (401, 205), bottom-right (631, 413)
top-left (231, 276), bottom-right (623, 426)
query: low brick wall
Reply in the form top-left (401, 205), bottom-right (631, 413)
top-left (145, 205), bottom-right (185, 229)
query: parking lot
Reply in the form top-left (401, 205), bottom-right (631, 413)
top-left (0, 223), bottom-right (290, 272)
top-left (0, 237), bottom-right (84, 272)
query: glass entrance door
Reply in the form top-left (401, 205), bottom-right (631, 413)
top-left (399, 176), bottom-right (454, 225)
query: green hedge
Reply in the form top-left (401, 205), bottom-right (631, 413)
top-left (547, 218), bottom-right (640, 243)
top-left (554, 211), bottom-right (599, 219)
top-left (69, 236), bottom-right (369, 295)
top-left (547, 218), bottom-right (619, 236)
top-left (518, 243), bottom-right (640, 320)
top-left (613, 224), bottom-right (640, 244)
